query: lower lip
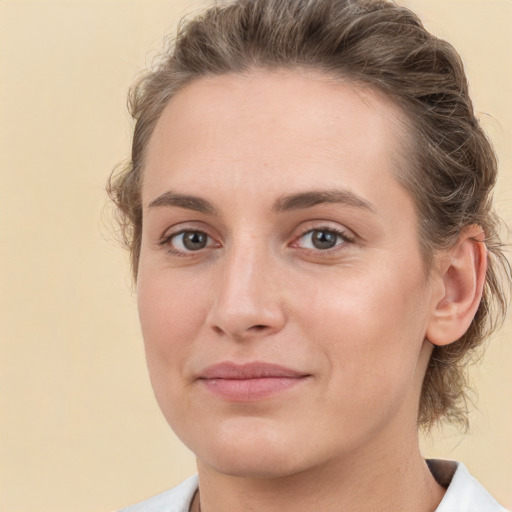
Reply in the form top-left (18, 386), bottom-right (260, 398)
top-left (200, 376), bottom-right (307, 401)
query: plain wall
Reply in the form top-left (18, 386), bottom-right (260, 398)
top-left (0, 1), bottom-right (511, 511)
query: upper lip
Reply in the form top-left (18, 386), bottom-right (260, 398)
top-left (199, 362), bottom-right (309, 380)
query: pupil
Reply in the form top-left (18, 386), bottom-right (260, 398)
top-left (312, 230), bottom-right (337, 249)
top-left (183, 231), bottom-right (207, 250)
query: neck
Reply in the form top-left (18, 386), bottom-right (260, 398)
top-left (194, 426), bottom-right (445, 512)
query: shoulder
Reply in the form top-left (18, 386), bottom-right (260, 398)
top-left (117, 475), bottom-right (199, 512)
top-left (428, 459), bottom-right (509, 512)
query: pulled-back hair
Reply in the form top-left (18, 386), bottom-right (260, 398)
top-left (108, 0), bottom-right (510, 430)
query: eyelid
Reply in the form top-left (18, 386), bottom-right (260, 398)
top-left (158, 220), bottom-right (216, 241)
top-left (155, 220), bottom-right (357, 256)
top-left (292, 221), bottom-right (356, 241)
top-left (289, 222), bottom-right (357, 252)
top-left (160, 230), bottom-right (214, 245)
top-left (158, 222), bottom-right (221, 255)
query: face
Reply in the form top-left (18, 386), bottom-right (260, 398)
top-left (137, 70), bottom-right (442, 478)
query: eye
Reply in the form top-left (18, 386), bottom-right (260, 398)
top-left (295, 228), bottom-right (352, 250)
top-left (164, 230), bottom-right (217, 253)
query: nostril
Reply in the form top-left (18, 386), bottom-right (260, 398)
top-left (211, 325), bottom-right (223, 335)
top-left (209, 323), bottom-right (269, 339)
top-left (251, 325), bottom-right (268, 331)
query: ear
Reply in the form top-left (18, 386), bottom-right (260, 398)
top-left (426, 226), bottom-right (487, 346)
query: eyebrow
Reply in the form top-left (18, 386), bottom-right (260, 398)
top-left (147, 188), bottom-right (375, 215)
top-left (272, 189), bottom-right (375, 213)
top-left (148, 191), bottom-right (217, 214)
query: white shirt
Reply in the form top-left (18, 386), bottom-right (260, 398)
top-left (118, 460), bottom-right (509, 512)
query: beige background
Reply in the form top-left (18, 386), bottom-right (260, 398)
top-left (0, 1), bottom-right (511, 511)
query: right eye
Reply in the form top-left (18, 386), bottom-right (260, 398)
top-left (165, 230), bottom-right (217, 252)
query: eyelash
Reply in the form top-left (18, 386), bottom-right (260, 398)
top-left (159, 229), bottom-right (219, 257)
top-left (293, 226), bottom-right (356, 253)
top-left (158, 226), bottom-right (356, 256)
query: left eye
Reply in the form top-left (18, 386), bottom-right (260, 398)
top-left (296, 229), bottom-right (347, 250)
top-left (169, 231), bottom-right (214, 252)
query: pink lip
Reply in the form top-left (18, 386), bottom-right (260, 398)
top-left (198, 362), bottom-right (310, 401)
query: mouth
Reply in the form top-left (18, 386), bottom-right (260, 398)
top-left (197, 362), bottom-right (310, 401)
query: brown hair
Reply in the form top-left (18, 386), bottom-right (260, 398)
top-left (108, 0), bottom-right (510, 430)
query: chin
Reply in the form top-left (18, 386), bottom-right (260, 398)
top-left (182, 415), bottom-right (315, 479)
top-left (202, 448), bottom-right (309, 480)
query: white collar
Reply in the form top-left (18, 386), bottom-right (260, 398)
top-left (428, 459), bottom-right (508, 511)
top-left (119, 460), bottom-right (509, 511)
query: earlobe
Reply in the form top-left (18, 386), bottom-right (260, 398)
top-left (426, 226), bottom-right (487, 347)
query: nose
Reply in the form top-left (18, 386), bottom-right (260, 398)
top-left (205, 241), bottom-right (287, 342)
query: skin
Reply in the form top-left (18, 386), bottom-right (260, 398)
top-left (137, 69), bottom-right (485, 512)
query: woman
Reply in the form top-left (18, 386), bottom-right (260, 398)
top-left (109, 0), bottom-right (510, 510)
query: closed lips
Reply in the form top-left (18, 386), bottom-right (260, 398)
top-left (198, 362), bottom-right (310, 401)
top-left (199, 362), bottom-right (309, 380)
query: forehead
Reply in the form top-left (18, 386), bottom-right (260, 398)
top-left (143, 69), bottom-right (412, 208)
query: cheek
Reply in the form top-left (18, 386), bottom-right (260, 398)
top-left (137, 269), bottom-right (209, 385)
top-left (136, 268), bottom-right (217, 435)
top-left (298, 262), bottom-right (430, 401)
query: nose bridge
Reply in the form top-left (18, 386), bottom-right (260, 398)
top-left (207, 233), bottom-right (285, 339)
